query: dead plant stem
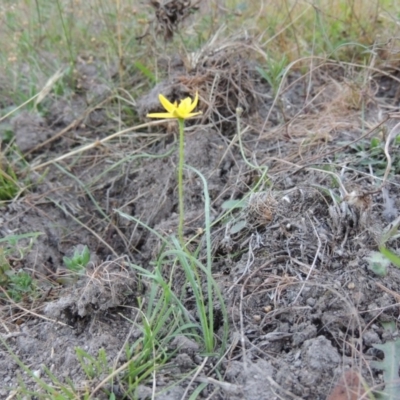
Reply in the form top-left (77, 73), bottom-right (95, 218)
top-left (31, 119), bottom-right (168, 171)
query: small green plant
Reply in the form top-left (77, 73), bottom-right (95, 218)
top-left (348, 136), bottom-right (400, 177)
top-left (6, 270), bottom-right (36, 302)
top-left (372, 322), bottom-right (400, 399)
top-left (0, 232), bottom-right (42, 301)
top-left (0, 247), bottom-right (10, 285)
top-left (63, 245), bottom-right (91, 272)
top-left (366, 216), bottom-right (400, 276)
top-left (117, 164), bottom-right (229, 357)
top-left (378, 215), bottom-right (400, 270)
top-left (146, 91), bottom-right (201, 244)
top-left (366, 251), bottom-right (391, 277)
top-left (0, 250), bottom-right (37, 303)
top-left (1, 336), bottom-right (84, 399)
top-left (0, 158), bottom-right (19, 201)
top-left (256, 54), bottom-right (288, 96)
top-left (75, 347), bottom-right (110, 380)
top-left (122, 309), bottom-right (173, 395)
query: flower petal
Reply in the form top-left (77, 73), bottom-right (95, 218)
top-left (176, 100), bottom-right (190, 117)
top-left (159, 94), bottom-right (177, 114)
top-left (180, 97), bottom-right (192, 109)
top-left (184, 111), bottom-right (202, 118)
top-left (147, 112), bottom-right (175, 119)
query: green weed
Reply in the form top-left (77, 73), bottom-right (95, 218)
top-left (365, 215), bottom-right (400, 276)
top-left (0, 337), bottom-right (85, 399)
top-left (75, 347), bottom-right (110, 380)
top-left (348, 136), bottom-right (400, 177)
top-left (366, 251), bottom-right (391, 277)
top-left (5, 270), bottom-right (36, 302)
top-left (0, 160), bottom-right (19, 201)
top-left (256, 55), bottom-right (288, 96)
top-left (71, 258), bottom-right (196, 397)
top-left (0, 232), bottom-right (42, 301)
top-left (117, 167), bottom-right (229, 354)
top-left (63, 245), bottom-right (91, 273)
top-left (372, 322), bottom-right (400, 399)
top-left (378, 215), bottom-right (400, 271)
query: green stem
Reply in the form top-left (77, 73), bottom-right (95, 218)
top-left (177, 118), bottom-right (185, 244)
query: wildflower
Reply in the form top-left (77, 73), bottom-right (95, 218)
top-left (146, 91), bottom-right (201, 244)
top-left (147, 92), bottom-right (201, 120)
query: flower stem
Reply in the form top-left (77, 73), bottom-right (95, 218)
top-left (177, 118), bottom-right (185, 244)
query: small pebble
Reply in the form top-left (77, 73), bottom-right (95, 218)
top-left (33, 369), bottom-right (41, 378)
top-left (306, 297), bottom-right (316, 307)
top-left (293, 360), bottom-right (302, 368)
top-left (347, 282), bottom-right (355, 290)
top-left (263, 305), bottom-right (273, 313)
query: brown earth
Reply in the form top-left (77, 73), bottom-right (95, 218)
top-left (1, 41), bottom-right (400, 400)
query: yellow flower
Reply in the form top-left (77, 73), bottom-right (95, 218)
top-left (147, 92), bottom-right (201, 120)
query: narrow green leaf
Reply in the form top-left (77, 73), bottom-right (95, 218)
top-left (221, 199), bottom-right (245, 210)
top-left (379, 246), bottom-right (400, 268)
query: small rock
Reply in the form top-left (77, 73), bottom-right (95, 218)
top-left (33, 369), bottom-right (41, 378)
top-left (363, 330), bottom-right (381, 346)
top-left (171, 335), bottom-right (199, 354)
top-left (306, 297), bottom-right (316, 307)
top-left (175, 353), bottom-right (194, 369)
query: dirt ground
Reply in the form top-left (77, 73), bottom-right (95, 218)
top-left (2, 40), bottom-right (400, 400)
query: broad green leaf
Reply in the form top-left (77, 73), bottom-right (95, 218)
top-left (366, 251), bottom-right (390, 277)
top-left (372, 337), bottom-right (400, 399)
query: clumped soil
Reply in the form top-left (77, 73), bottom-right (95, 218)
top-left (2, 41), bottom-right (400, 400)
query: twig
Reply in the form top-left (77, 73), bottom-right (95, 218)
top-left (180, 357), bottom-right (208, 400)
top-left (195, 376), bottom-right (241, 394)
top-left (376, 281), bottom-right (400, 303)
top-left (293, 215), bottom-right (322, 303)
top-left (267, 375), bottom-right (303, 400)
top-left (31, 119), bottom-right (169, 171)
top-left (0, 287), bottom-right (70, 327)
top-left (365, 117), bottom-right (400, 194)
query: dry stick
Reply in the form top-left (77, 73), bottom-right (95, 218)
top-left (363, 117), bottom-right (400, 195)
top-left (180, 357), bottom-right (209, 400)
top-left (0, 286), bottom-right (70, 327)
top-left (0, 93), bottom-right (39, 124)
top-left (292, 215), bottom-right (322, 304)
top-left (88, 352), bottom-right (145, 400)
top-left (0, 69), bottom-right (65, 125)
top-left (267, 376), bottom-right (303, 400)
top-left (31, 119), bottom-right (168, 171)
top-left (376, 282), bottom-right (400, 303)
top-left (197, 376), bottom-right (241, 396)
top-left (52, 201), bottom-right (119, 257)
top-left (227, 233), bottom-right (257, 295)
